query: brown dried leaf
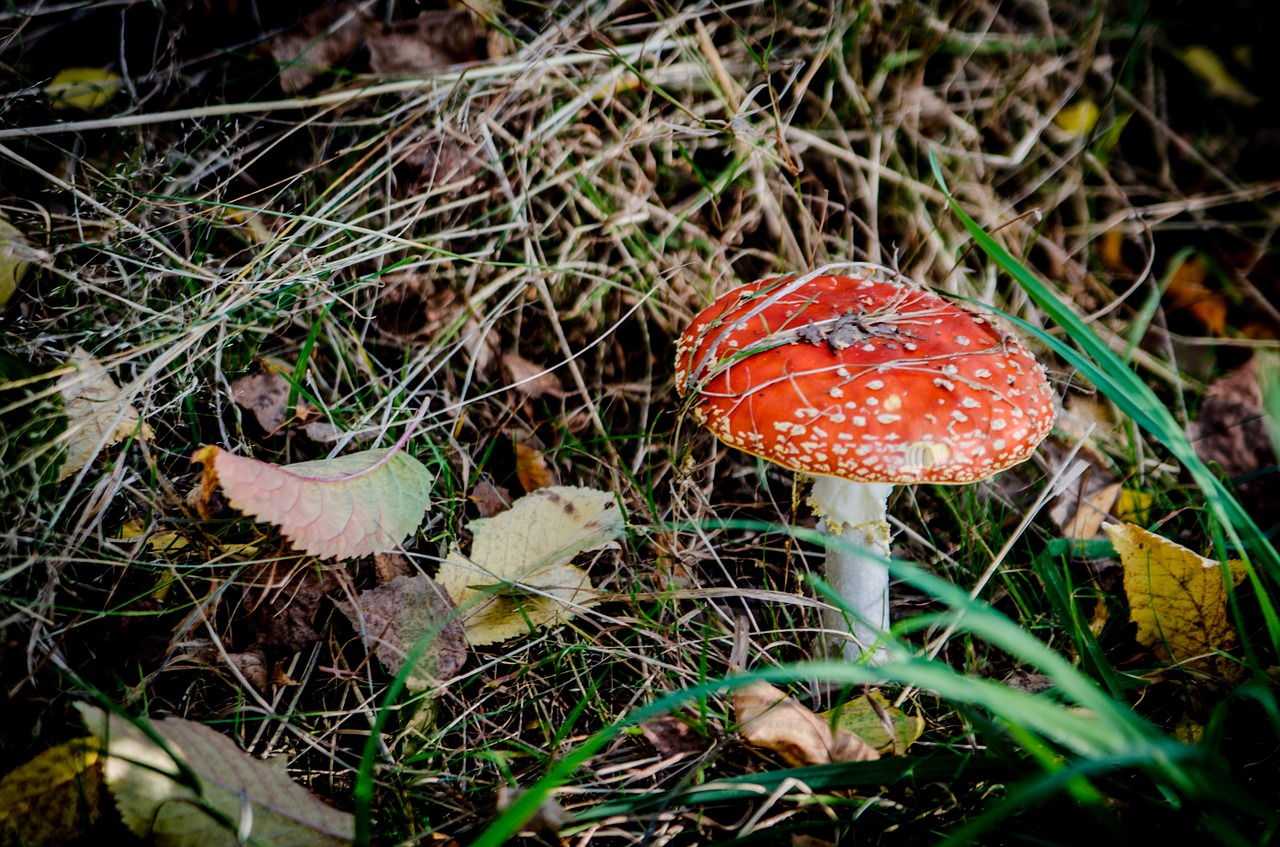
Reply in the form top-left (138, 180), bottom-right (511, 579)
top-left (1189, 357), bottom-right (1280, 518)
top-left (469, 479), bottom-right (511, 518)
top-left (269, 2), bottom-right (367, 93)
top-left (230, 372), bottom-right (316, 434)
top-left (374, 551), bottom-right (415, 584)
top-left (733, 680), bottom-right (879, 767)
top-left (639, 717), bottom-right (712, 758)
top-left (366, 11), bottom-right (477, 77)
top-left (335, 575), bottom-right (467, 691)
top-left (245, 567), bottom-right (340, 653)
top-left (502, 353), bottom-right (566, 400)
top-left (223, 649), bottom-right (269, 690)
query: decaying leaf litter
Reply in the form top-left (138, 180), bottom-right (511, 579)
top-left (2, 1), bottom-right (1280, 845)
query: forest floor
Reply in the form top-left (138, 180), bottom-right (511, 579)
top-left (2, 1), bottom-right (1280, 845)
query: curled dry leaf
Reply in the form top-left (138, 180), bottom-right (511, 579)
top-left (57, 347), bottom-right (153, 481)
top-left (0, 739), bottom-right (102, 846)
top-left (230, 372), bottom-right (317, 434)
top-left (733, 680), bottom-right (879, 767)
top-left (77, 704), bottom-right (354, 847)
top-left (1106, 522), bottom-right (1246, 679)
top-left (193, 445), bottom-right (432, 560)
top-left (336, 574), bottom-right (467, 693)
top-left (436, 486), bottom-right (623, 646)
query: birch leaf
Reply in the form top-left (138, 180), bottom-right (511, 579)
top-left (193, 445), bottom-right (432, 560)
top-left (1107, 522), bottom-right (1246, 678)
top-left (1, 213), bottom-right (42, 308)
top-left (57, 347), bottom-right (152, 481)
top-left (76, 704), bottom-right (353, 847)
top-left (436, 486), bottom-right (623, 646)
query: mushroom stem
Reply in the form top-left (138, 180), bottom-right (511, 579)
top-left (808, 476), bottom-right (894, 663)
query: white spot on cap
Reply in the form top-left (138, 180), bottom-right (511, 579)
top-left (883, 394), bottom-right (902, 412)
top-left (877, 413), bottom-right (902, 424)
top-left (866, 380), bottom-right (885, 390)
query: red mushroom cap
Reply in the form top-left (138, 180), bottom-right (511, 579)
top-left (675, 270), bottom-right (1055, 484)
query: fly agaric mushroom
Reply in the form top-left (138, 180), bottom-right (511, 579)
top-left (675, 266), bottom-right (1055, 662)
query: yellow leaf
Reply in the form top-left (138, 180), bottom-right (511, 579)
top-left (57, 347), bottom-right (153, 480)
top-left (0, 739), bottom-right (101, 846)
top-left (824, 690), bottom-right (924, 756)
top-left (1106, 522), bottom-right (1246, 678)
top-left (1054, 99), bottom-right (1099, 137)
top-left (45, 67), bottom-right (122, 112)
top-left (1179, 46), bottom-right (1260, 108)
top-left (1113, 488), bottom-right (1153, 525)
top-left (0, 214), bottom-right (41, 308)
top-left (734, 680), bottom-right (879, 767)
top-left (436, 486), bottom-right (623, 646)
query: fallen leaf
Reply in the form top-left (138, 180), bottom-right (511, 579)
top-left (435, 486), bottom-right (623, 646)
top-left (502, 353), bottom-right (566, 400)
top-left (1054, 99), bottom-right (1099, 137)
top-left (193, 444), bottom-right (433, 560)
top-left (1189, 357), bottom-right (1280, 519)
top-left (468, 479), bottom-right (511, 518)
top-left (245, 567), bottom-right (340, 653)
top-left (1, 213), bottom-right (43, 308)
top-left (223, 650), bottom-right (269, 690)
top-left (1165, 254), bottom-right (1228, 335)
top-left (1061, 480), bottom-right (1123, 542)
top-left (230, 371), bottom-right (316, 434)
top-left (366, 11), bottom-right (477, 78)
top-left (734, 680), bottom-right (879, 767)
top-left (57, 347), bottom-right (153, 481)
top-left (336, 574), bottom-right (467, 692)
top-left (639, 716), bottom-right (713, 758)
top-left (1179, 45), bottom-right (1260, 107)
top-left (374, 551), bottom-right (415, 584)
top-left (45, 67), bottom-right (122, 111)
top-left (117, 517), bottom-right (189, 555)
top-left (77, 704), bottom-right (354, 847)
top-left (269, 2), bottom-right (367, 93)
top-left (824, 690), bottom-right (924, 756)
top-left (0, 739), bottom-right (101, 846)
top-left (514, 438), bottom-right (557, 493)
top-left (1106, 522), bottom-right (1246, 678)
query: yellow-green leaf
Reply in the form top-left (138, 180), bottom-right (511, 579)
top-left (45, 67), bottom-right (122, 111)
top-left (1054, 99), bottom-right (1099, 137)
top-left (436, 486), bottom-right (623, 646)
top-left (0, 739), bottom-right (101, 846)
top-left (1107, 522), bottom-right (1246, 678)
top-left (194, 444), bottom-right (432, 560)
top-left (824, 690), bottom-right (924, 756)
top-left (0, 214), bottom-right (40, 308)
top-left (1179, 46), bottom-right (1260, 107)
top-left (77, 704), bottom-right (353, 847)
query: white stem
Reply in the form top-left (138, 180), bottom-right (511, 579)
top-left (808, 476), bottom-right (893, 663)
